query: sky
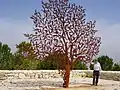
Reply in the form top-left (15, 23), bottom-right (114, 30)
top-left (0, 0), bottom-right (120, 62)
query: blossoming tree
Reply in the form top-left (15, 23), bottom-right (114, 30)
top-left (25, 0), bottom-right (101, 88)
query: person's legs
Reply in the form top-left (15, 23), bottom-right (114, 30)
top-left (95, 71), bottom-right (100, 86)
top-left (93, 71), bottom-right (96, 85)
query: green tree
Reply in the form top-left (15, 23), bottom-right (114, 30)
top-left (0, 42), bottom-right (14, 70)
top-left (96, 55), bottom-right (113, 71)
top-left (39, 52), bottom-right (66, 70)
top-left (73, 61), bottom-right (87, 70)
top-left (16, 41), bottom-right (37, 60)
top-left (19, 59), bottom-right (40, 70)
top-left (38, 52), bottom-right (87, 70)
top-left (13, 52), bottom-right (23, 69)
top-left (112, 63), bottom-right (120, 71)
top-left (14, 41), bottom-right (39, 70)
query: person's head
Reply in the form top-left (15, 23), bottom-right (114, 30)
top-left (94, 59), bottom-right (98, 64)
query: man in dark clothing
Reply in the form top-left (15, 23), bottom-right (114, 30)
top-left (93, 60), bottom-right (102, 86)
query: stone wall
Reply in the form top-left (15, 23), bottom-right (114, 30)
top-left (84, 70), bottom-right (120, 81)
top-left (0, 70), bottom-right (120, 81)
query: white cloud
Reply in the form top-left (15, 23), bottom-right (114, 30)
top-left (0, 18), bottom-right (120, 62)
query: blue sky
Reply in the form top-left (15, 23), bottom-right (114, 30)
top-left (0, 0), bottom-right (120, 62)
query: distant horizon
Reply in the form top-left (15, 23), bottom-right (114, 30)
top-left (0, 0), bottom-right (120, 62)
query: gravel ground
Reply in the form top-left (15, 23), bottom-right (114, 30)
top-left (0, 78), bottom-right (120, 90)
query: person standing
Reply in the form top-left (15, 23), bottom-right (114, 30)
top-left (93, 60), bottom-right (102, 86)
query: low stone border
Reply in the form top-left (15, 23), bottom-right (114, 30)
top-left (0, 70), bottom-right (120, 81)
top-left (75, 70), bottom-right (120, 81)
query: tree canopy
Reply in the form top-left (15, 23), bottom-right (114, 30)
top-left (97, 55), bottom-right (113, 71)
top-left (25, 0), bottom-right (101, 66)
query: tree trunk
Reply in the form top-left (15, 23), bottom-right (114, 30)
top-left (63, 64), bottom-right (70, 88)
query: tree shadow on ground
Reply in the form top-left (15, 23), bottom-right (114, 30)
top-left (9, 80), bottom-right (63, 87)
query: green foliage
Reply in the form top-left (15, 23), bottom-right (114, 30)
top-left (90, 64), bottom-right (94, 70)
top-left (43, 52), bottom-right (66, 70)
top-left (0, 42), bottom-right (120, 71)
top-left (41, 52), bottom-right (87, 70)
top-left (0, 42), bottom-right (14, 70)
top-left (12, 41), bottom-right (40, 70)
top-left (13, 52), bottom-right (23, 69)
top-left (96, 55), bottom-right (114, 71)
top-left (19, 59), bottom-right (40, 70)
top-left (13, 51), bottom-right (40, 70)
top-left (112, 63), bottom-right (120, 71)
top-left (38, 60), bottom-right (57, 70)
top-left (37, 52), bottom-right (66, 70)
top-left (73, 61), bottom-right (87, 70)
top-left (90, 55), bottom-right (120, 71)
top-left (16, 41), bottom-right (37, 60)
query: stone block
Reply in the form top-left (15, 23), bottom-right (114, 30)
top-left (18, 73), bottom-right (25, 79)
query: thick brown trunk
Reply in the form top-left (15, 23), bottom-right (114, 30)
top-left (63, 64), bottom-right (70, 88)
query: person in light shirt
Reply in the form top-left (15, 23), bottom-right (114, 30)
top-left (93, 60), bottom-right (102, 86)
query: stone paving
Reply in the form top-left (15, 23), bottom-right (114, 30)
top-left (0, 78), bottom-right (120, 90)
